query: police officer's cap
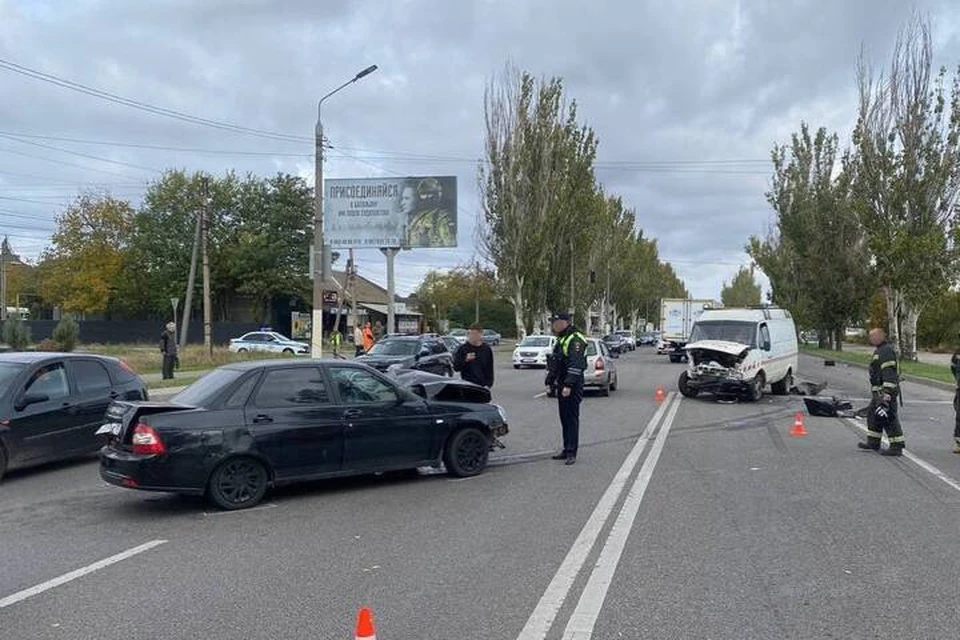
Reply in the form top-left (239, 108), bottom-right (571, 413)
top-left (550, 312), bottom-right (572, 322)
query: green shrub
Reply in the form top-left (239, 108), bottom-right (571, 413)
top-left (52, 316), bottom-right (80, 352)
top-left (3, 317), bottom-right (31, 351)
top-left (36, 338), bottom-right (59, 352)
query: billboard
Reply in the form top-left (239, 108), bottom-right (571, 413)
top-left (324, 176), bottom-right (457, 249)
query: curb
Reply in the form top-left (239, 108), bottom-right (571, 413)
top-left (802, 352), bottom-right (955, 392)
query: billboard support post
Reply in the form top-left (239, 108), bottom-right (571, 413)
top-left (381, 247), bottom-right (399, 336)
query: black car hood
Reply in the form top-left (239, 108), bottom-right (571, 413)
top-left (356, 354), bottom-right (415, 367)
top-left (391, 369), bottom-right (491, 404)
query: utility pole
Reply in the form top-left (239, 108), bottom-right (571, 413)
top-left (381, 247), bottom-right (399, 336)
top-left (347, 248), bottom-right (357, 339)
top-left (474, 260), bottom-right (480, 324)
top-left (180, 204), bottom-right (202, 350)
top-left (200, 176), bottom-right (212, 358)
top-left (0, 236), bottom-right (9, 322)
top-left (312, 64), bottom-right (379, 359)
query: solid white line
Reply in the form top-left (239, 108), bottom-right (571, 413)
top-left (515, 393), bottom-right (677, 640)
top-left (845, 418), bottom-right (960, 493)
top-left (0, 539), bottom-right (168, 610)
top-left (534, 392), bottom-right (547, 399)
top-left (561, 394), bottom-right (682, 639)
top-left (201, 503), bottom-right (279, 516)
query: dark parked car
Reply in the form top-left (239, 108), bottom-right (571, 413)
top-left (355, 335), bottom-right (454, 376)
top-left (637, 332), bottom-right (659, 346)
top-left (0, 353), bottom-right (148, 479)
top-left (602, 334), bottom-right (628, 355)
top-left (99, 360), bottom-right (509, 510)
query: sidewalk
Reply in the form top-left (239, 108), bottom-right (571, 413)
top-left (838, 343), bottom-right (953, 366)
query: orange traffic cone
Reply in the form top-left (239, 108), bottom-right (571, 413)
top-left (789, 412), bottom-right (807, 438)
top-left (355, 608), bottom-right (377, 640)
top-left (655, 385), bottom-right (665, 404)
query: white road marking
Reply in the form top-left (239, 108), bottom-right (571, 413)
top-left (561, 394), bottom-right (682, 639)
top-left (0, 540), bottom-right (168, 610)
top-left (534, 392), bottom-right (547, 399)
top-left (515, 393), bottom-right (677, 640)
top-left (845, 418), bottom-right (960, 493)
top-left (201, 503), bottom-right (279, 517)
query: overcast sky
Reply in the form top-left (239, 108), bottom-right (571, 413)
top-left (1, 0), bottom-right (959, 301)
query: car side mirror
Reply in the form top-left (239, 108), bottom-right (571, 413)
top-left (15, 392), bottom-right (49, 412)
top-left (762, 340), bottom-right (771, 351)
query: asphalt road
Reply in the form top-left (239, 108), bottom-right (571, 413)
top-left (2, 349), bottom-right (960, 639)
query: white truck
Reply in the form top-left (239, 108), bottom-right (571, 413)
top-left (659, 298), bottom-right (721, 363)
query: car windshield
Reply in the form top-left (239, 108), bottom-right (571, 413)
top-left (520, 336), bottom-right (551, 347)
top-left (690, 321), bottom-right (757, 347)
top-left (0, 362), bottom-right (25, 395)
top-left (449, 329), bottom-right (467, 336)
top-left (172, 368), bottom-right (244, 406)
top-left (367, 339), bottom-right (419, 356)
top-left (586, 341), bottom-right (599, 356)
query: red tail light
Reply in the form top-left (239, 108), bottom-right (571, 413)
top-left (595, 357), bottom-right (605, 371)
top-left (131, 423), bottom-right (166, 456)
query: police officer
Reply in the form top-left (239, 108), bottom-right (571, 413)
top-left (545, 312), bottom-right (588, 465)
top-left (950, 334), bottom-right (960, 453)
top-left (858, 328), bottom-right (905, 456)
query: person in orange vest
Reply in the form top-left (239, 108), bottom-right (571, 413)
top-left (362, 321), bottom-right (375, 354)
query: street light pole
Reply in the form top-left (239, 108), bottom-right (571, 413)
top-left (311, 64), bottom-right (378, 359)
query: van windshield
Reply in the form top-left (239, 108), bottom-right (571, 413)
top-left (690, 321), bottom-right (757, 347)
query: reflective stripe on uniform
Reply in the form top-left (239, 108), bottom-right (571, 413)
top-left (881, 361), bottom-right (897, 369)
top-left (871, 386), bottom-right (883, 391)
top-left (882, 382), bottom-right (898, 389)
top-left (888, 435), bottom-right (906, 444)
top-left (867, 430), bottom-right (883, 438)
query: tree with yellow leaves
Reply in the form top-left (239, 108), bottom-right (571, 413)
top-left (37, 194), bottom-right (134, 315)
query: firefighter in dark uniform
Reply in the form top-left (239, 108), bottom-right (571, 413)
top-left (858, 328), bottom-right (905, 456)
top-left (545, 312), bottom-right (588, 465)
top-left (950, 334), bottom-right (960, 453)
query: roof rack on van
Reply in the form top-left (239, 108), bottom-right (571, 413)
top-left (746, 304), bottom-right (792, 320)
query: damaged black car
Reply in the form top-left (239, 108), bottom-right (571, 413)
top-left (99, 360), bottom-right (508, 510)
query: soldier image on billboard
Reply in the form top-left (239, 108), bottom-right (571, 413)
top-left (403, 177), bottom-right (456, 247)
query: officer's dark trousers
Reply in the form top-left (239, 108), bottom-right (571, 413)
top-left (558, 384), bottom-right (583, 457)
top-left (161, 355), bottom-right (176, 380)
top-left (953, 389), bottom-right (960, 443)
top-left (866, 393), bottom-right (905, 449)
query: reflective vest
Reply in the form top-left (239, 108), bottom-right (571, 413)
top-left (558, 331), bottom-right (587, 356)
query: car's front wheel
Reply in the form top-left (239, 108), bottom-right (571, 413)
top-left (207, 457), bottom-right (269, 510)
top-left (444, 427), bottom-right (490, 477)
top-left (678, 371), bottom-right (699, 398)
top-left (282, 348), bottom-right (294, 355)
top-left (237, 348), bottom-right (248, 354)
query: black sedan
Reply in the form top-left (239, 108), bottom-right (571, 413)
top-left (355, 334), bottom-right (454, 376)
top-left (0, 353), bottom-right (148, 479)
top-left (99, 360), bottom-right (509, 510)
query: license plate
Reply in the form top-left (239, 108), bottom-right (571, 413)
top-left (522, 359), bottom-right (536, 363)
top-left (96, 422), bottom-right (122, 437)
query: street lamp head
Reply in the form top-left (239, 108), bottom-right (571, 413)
top-left (355, 65), bottom-right (378, 80)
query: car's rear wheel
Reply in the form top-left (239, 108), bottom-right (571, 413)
top-left (207, 457), bottom-right (269, 510)
top-left (771, 369), bottom-right (792, 396)
top-left (282, 348), bottom-right (294, 355)
top-left (599, 375), bottom-right (611, 397)
top-left (444, 427), bottom-right (490, 477)
top-left (237, 348), bottom-right (248, 354)
top-left (610, 373), bottom-right (618, 391)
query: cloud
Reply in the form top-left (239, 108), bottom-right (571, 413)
top-left (0, 0), bottom-right (958, 302)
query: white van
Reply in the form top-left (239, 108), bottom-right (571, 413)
top-left (678, 306), bottom-right (798, 401)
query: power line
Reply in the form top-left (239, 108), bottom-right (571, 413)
top-left (0, 144), bottom-right (144, 179)
top-left (0, 58), bottom-right (312, 144)
top-left (0, 194), bottom-right (68, 206)
top-left (0, 134), bottom-right (161, 174)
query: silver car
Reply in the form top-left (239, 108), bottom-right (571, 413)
top-left (583, 338), bottom-right (618, 396)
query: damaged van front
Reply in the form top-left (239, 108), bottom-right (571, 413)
top-left (679, 339), bottom-right (763, 400)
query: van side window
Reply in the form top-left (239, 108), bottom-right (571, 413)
top-left (759, 325), bottom-right (771, 350)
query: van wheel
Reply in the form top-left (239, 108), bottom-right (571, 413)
top-left (771, 370), bottom-right (792, 396)
top-left (748, 373), bottom-right (766, 402)
top-left (678, 371), bottom-right (699, 398)
top-left (669, 354), bottom-right (682, 363)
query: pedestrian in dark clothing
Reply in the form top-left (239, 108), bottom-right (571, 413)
top-left (160, 322), bottom-right (178, 380)
top-left (858, 327), bottom-right (905, 456)
top-left (951, 334), bottom-right (960, 453)
top-left (453, 324), bottom-right (494, 388)
top-left (545, 312), bottom-right (587, 465)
